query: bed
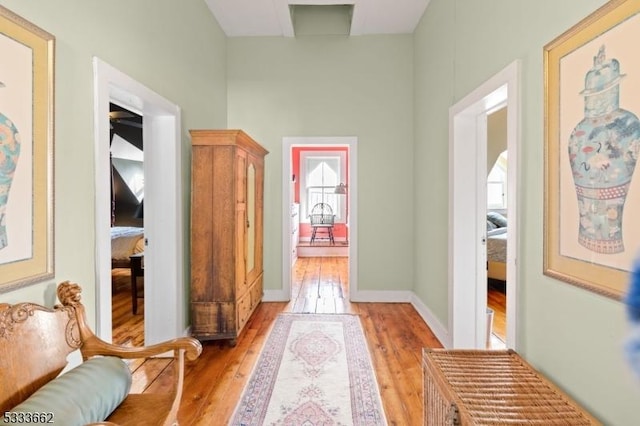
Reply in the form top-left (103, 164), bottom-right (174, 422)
top-left (111, 226), bottom-right (145, 269)
top-left (486, 212), bottom-right (507, 281)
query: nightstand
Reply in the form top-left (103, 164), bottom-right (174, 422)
top-left (129, 252), bottom-right (144, 314)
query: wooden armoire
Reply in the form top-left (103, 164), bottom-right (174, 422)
top-left (189, 130), bottom-right (268, 342)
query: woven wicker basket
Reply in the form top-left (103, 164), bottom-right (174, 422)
top-left (423, 349), bottom-right (601, 425)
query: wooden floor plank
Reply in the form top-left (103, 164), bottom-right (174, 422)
top-left (488, 284), bottom-right (507, 340)
top-left (177, 344), bottom-right (227, 424)
top-left (373, 303), bottom-right (430, 423)
top-left (111, 268), bottom-right (145, 347)
top-left (192, 328), bottom-right (259, 423)
top-left (129, 358), bottom-right (172, 394)
top-left (356, 303), bottom-right (413, 425)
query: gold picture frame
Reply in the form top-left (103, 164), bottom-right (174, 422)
top-left (544, 0), bottom-right (640, 300)
top-left (0, 6), bottom-right (54, 293)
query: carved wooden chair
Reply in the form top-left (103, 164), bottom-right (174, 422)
top-left (0, 281), bottom-right (202, 426)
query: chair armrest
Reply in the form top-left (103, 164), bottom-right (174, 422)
top-left (54, 281), bottom-right (202, 362)
top-left (81, 335), bottom-right (202, 362)
top-left (48, 281), bottom-right (197, 426)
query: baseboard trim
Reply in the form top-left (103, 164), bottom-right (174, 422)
top-left (350, 290), bottom-right (413, 303)
top-left (263, 289), bottom-right (290, 302)
top-left (410, 293), bottom-right (451, 348)
top-left (297, 246), bottom-right (349, 257)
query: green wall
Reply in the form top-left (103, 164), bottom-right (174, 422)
top-left (0, 0), bottom-right (228, 328)
top-left (227, 35), bottom-right (415, 292)
top-left (413, 0), bottom-right (638, 424)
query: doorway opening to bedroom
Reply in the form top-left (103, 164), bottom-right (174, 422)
top-left (449, 60), bottom-right (519, 350)
top-left (486, 108), bottom-right (508, 349)
top-left (279, 137), bottom-right (358, 311)
top-left (109, 102), bottom-right (145, 347)
top-left (93, 58), bottom-right (184, 346)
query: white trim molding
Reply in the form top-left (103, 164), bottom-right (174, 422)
top-left (350, 290), bottom-right (413, 303)
top-left (410, 293), bottom-right (451, 348)
top-left (93, 57), bottom-right (184, 345)
top-left (449, 59), bottom-right (520, 349)
top-left (282, 136), bottom-right (358, 301)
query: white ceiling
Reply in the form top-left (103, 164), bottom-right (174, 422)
top-left (205, 0), bottom-right (431, 37)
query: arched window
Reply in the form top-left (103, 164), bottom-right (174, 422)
top-left (487, 150), bottom-right (507, 209)
top-left (300, 151), bottom-right (346, 222)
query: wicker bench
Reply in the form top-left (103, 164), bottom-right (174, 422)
top-left (0, 281), bottom-right (202, 426)
top-left (423, 349), bottom-right (600, 425)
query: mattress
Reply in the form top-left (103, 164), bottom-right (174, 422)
top-left (487, 227), bottom-right (507, 263)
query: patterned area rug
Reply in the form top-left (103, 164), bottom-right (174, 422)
top-left (230, 313), bottom-right (387, 425)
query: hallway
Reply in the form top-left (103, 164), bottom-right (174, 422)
top-left (111, 255), bottom-right (442, 424)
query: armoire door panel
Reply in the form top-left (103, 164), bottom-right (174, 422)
top-left (236, 208), bottom-right (248, 297)
top-left (246, 154), bottom-right (263, 285)
top-left (253, 156), bottom-right (265, 280)
top-left (235, 149), bottom-right (248, 295)
top-left (190, 147), bottom-right (215, 301)
top-left (236, 150), bottom-right (247, 204)
top-left (211, 146), bottom-right (236, 302)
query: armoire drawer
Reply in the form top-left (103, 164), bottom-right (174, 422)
top-left (237, 291), bottom-right (252, 332)
top-left (250, 275), bottom-right (263, 308)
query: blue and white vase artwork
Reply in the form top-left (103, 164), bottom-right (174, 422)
top-left (0, 81), bottom-right (21, 250)
top-left (568, 46), bottom-right (640, 254)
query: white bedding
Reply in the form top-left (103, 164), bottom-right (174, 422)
top-left (111, 227), bottom-right (144, 261)
top-left (487, 227), bottom-right (507, 263)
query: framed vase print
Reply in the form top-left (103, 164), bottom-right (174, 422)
top-left (544, 0), bottom-right (640, 300)
top-left (0, 6), bottom-right (54, 293)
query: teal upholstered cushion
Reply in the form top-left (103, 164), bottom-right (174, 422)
top-left (1, 356), bottom-right (131, 426)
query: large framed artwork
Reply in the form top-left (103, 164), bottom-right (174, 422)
top-left (0, 6), bottom-right (54, 293)
top-left (544, 0), bottom-right (640, 300)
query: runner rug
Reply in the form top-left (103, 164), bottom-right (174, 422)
top-left (230, 313), bottom-right (388, 425)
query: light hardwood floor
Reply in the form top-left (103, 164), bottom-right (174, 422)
top-left (111, 268), bottom-right (144, 347)
top-left (111, 257), bottom-right (509, 425)
top-left (488, 283), bottom-right (507, 343)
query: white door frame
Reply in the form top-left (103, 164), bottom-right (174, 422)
top-left (449, 60), bottom-right (520, 349)
top-left (93, 58), bottom-right (184, 344)
top-left (272, 136), bottom-right (358, 302)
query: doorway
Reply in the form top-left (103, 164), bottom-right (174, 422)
top-left (449, 60), bottom-right (520, 349)
top-left (109, 103), bottom-right (145, 346)
top-left (93, 58), bottom-right (184, 345)
top-left (486, 108), bottom-right (508, 349)
top-left (278, 136), bottom-right (358, 304)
